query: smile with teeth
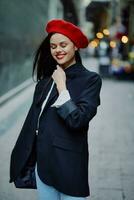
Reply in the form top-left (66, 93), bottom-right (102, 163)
top-left (56, 54), bottom-right (66, 59)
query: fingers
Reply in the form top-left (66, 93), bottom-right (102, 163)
top-left (56, 65), bottom-right (62, 72)
top-left (52, 65), bottom-right (65, 79)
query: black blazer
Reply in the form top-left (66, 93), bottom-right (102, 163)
top-left (10, 63), bottom-right (102, 197)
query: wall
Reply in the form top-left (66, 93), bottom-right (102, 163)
top-left (0, 0), bottom-right (63, 96)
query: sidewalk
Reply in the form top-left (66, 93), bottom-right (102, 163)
top-left (0, 58), bottom-right (134, 200)
top-left (89, 78), bottom-right (134, 200)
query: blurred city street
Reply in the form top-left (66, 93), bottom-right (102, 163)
top-left (0, 57), bottom-right (134, 200)
top-left (0, 0), bottom-right (134, 199)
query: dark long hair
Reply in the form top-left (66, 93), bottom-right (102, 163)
top-left (32, 33), bottom-right (82, 81)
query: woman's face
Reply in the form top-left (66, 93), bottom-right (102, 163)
top-left (50, 33), bottom-right (78, 69)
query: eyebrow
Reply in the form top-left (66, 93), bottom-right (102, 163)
top-left (50, 41), bottom-right (67, 44)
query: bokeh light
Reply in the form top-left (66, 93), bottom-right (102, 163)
top-left (110, 40), bottom-right (116, 48)
top-left (121, 35), bottom-right (128, 43)
top-left (96, 32), bottom-right (104, 39)
top-left (103, 29), bottom-right (110, 36)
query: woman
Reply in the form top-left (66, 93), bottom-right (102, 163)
top-left (10, 19), bottom-right (102, 200)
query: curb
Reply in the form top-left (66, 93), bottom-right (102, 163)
top-left (0, 78), bottom-right (33, 106)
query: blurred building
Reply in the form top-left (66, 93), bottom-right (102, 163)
top-left (85, 0), bottom-right (134, 79)
top-left (85, 0), bottom-right (134, 46)
top-left (86, 0), bottom-right (111, 34)
top-left (1, 0), bottom-right (133, 99)
top-left (119, 0), bottom-right (134, 44)
top-left (0, 0), bottom-right (85, 99)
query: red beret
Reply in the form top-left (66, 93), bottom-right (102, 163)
top-left (46, 19), bottom-right (89, 48)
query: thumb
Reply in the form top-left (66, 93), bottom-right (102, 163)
top-left (56, 64), bottom-right (60, 69)
top-left (56, 65), bottom-right (63, 71)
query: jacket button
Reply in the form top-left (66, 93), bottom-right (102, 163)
top-left (36, 130), bottom-right (38, 135)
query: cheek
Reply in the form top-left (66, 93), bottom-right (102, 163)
top-left (67, 48), bottom-right (75, 57)
top-left (50, 49), bottom-right (55, 57)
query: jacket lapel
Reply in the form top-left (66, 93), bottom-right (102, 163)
top-left (35, 78), bottom-right (53, 106)
top-left (45, 83), bottom-right (58, 109)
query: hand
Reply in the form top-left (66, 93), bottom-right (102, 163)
top-left (52, 65), bottom-right (67, 94)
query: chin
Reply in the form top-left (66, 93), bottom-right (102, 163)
top-left (57, 60), bottom-right (66, 66)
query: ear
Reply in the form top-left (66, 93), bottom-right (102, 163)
top-left (75, 46), bottom-right (78, 51)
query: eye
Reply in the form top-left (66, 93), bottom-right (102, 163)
top-left (60, 43), bottom-right (67, 48)
top-left (50, 44), bottom-right (56, 49)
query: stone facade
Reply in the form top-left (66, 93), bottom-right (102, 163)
top-left (0, 0), bottom-right (63, 96)
top-left (0, 0), bottom-right (86, 97)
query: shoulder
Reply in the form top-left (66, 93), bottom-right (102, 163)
top-left (88, 71), bottom-right (102, 85)
top-left (81, 65), bottom-right (102, 86)
top-left (32, 77), bottom-right (52, 103)
top-left (33, 77), bottom-right (52, 97)
top-left (35, 77), bottom-right (51, 89)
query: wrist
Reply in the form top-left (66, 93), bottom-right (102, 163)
top-left (57, 84), bottom-right (67, 94)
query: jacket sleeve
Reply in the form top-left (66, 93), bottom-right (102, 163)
top-left (56, 73), bottom-right (102, 131)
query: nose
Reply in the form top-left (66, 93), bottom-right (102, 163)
top-left (55, 46), bottom-right (62, 53)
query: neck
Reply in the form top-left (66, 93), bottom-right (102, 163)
top-left (60, 58), bottom-right (76, 70)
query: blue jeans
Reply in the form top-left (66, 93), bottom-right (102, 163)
top-left (35, 164), bottom-right (86, 200)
